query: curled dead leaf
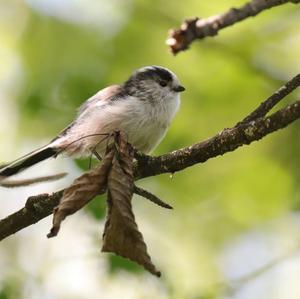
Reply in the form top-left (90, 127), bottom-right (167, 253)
top-left (47, 148), bottom-right (114, 238)
top-left (102, 132), bottom-right (161, 277)
top-left (47, 131), bottom-right (161, 276)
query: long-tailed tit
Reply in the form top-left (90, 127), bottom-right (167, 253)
top-left (0, 66), bottom-right (185, 178)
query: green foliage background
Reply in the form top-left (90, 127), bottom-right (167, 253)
top-left (0, 0), bottom-right (300, 298)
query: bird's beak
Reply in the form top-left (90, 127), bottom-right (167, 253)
top-left (173, 85), bottom-right (185, 92)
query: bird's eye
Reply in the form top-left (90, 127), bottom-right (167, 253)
top-left (159, 81), bottom-right (167, 87)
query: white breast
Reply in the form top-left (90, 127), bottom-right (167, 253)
top-left (55, 93), bottom-right (180, 155)
top-left (121, 94), bottom-right (180, 153)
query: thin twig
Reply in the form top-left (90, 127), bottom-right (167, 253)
top-left (0, 173), bottom-right (67, 188)
top-left (133, 185), bottom-right (173, 209)
top-left (238, 73), bottom-right (300, 125)
top-left (56, 133), bottom-right (109, 155)
top-left (167, 0), bottom-right (300, 54)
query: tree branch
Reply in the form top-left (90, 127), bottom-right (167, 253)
top-left (0, 191), bottom-right (63, 241)
top-left (0, 74), bottom-right (299, 241)
top-left (134, 98), bottom-right (300, 179)
top-left (166, 0), bottom-right (300, 54)
top-left (239, 73), bottom-right (300, 124)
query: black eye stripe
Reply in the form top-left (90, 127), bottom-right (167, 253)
top-left (131, 66), bottom-right (173, 83)
top-left (151, 67), bottom-right (173, 82)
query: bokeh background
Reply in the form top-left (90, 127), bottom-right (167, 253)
top-left (1, 0), bottom-right (300, 298)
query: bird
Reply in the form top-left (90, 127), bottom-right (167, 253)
top-left (0, 65), bottom-right (185, 179)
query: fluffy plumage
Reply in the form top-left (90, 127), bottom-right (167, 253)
top-left (0, 66), bottom-right (184, 178)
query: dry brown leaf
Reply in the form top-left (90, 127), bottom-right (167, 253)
top-left (47, 131), bottom-right (161, 276)
top-left (47, 148), bottom-right (114, 238)
top-left (102, 132), bottom-right (161, 277)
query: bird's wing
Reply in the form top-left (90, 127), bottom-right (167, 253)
top-left (77, 84), bottom-right (122, 115)
top-left (52, 84), bottom-right (122, 141)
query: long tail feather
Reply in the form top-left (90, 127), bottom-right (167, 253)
top-left (0, 145), bottom-right (58, 179)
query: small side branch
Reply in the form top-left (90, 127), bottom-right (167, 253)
top-left (0, 173), bottom-right (67, 188)
top-left (134, 185), bottom-right (173, 209)
top-left (167, 0), bottom-right (300, 54)
top-left (239, 73), bottom-right (300, 125)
